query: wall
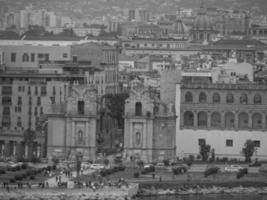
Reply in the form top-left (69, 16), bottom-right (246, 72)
top-left (176, 129), bottom-right (267, 160)
top-left (2, 45), bottom-right (71, 69)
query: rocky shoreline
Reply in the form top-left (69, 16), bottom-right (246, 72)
top-left (138, 182), bottom-right (267, 197)
top-left (0, 184), bottom-right (139, 200)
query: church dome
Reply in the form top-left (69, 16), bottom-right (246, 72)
top-left (193, 7), bottom-right (213, 30)
top-left (173, 18), bottom-right (189, 35)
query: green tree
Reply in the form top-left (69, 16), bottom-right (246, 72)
top-left (199, 143), bottom-right (211, 162)
top-left (23, 128), bottom-right (36, 160)
top-left (103, 93), bottom-right (129, 128)
top-left (242, 140), bottom-right (256, 162)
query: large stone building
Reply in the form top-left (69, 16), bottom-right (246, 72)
top-left (123, 67), bottom-right (181, 162)
top-left (47, 84), bottom-right (97, 161)
top-left (176, 61), bottom-right (267, 160)
top-left (0, 72), bottom-right (68, 160)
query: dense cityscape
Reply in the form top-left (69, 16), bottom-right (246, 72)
top-left (0, 0), bottom-right (267, 199)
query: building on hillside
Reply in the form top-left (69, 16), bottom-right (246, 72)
top-left (1, 45), bottom-right (71, 70)
top-left (202, 39), bottom-right (266, 64)
top-left (0, 72), bottom-right (69, 160)
top-left (71, 42), bottom-right (119, 95)
top-left (176, 60), bottom-right (267, 160)
top-left (46, 84), bottom-right (97, 161)
top-left (191, 6), bottom-right (217, 44)
top-left (122, 38), bottom-right (198, 61)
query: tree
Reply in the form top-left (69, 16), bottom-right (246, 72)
top-left (103, 93), bottom-right (129, 129)
top-left (23, 128), bottom-right (36, 160)
top-left (242, 140), bottom-right (256, 162)
top-left (199, 143), bottom-right (211, 162)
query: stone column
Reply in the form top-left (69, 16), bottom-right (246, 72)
top-left (207, 111), bottom-right (211, 130)
top-left (234, 111), bottom-right (239, 130)
top-left (25, 144), bottom-right (28, 159)
top-left (248, 112), bottom-right (253, 130)
top-left (193, 111), bottom-right (198, 129)
top-left (221, 112), bottom-right (225, 129)
top-left (262, 113), bottom-right (266, 130)
top-left (5, 141), bottom-right (10, 157)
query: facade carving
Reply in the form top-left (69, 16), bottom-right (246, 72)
top-left (47, 84), bottom-right (97, 161)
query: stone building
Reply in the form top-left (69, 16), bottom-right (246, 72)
top-left (0, 72), bottom-right (68, 160)
top-left (47, 84), bottom-right (97, 161)
top-left (124, 77), bottom-right (176, 163)
top-left (176, 67), bottom-right (267, 160)
top-left (191, 6), bottom-right (217, 43)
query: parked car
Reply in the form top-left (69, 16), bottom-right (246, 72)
top-left (249, 161), bottom-right (262, 167)
top-left (90, 164), bottom-right (105, 170)
top-left (172, 164), bottom-right (188, 174)
top-left (224, 165), bottom-right (246, 172)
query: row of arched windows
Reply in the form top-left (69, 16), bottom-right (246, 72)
top-left (183, 111), bottom-right (264, 130)
top-left (185, 91), bottom-right (262, 105)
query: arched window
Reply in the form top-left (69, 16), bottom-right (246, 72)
top-left (153, 105), bottom-right (159, 115)
top-left (212, 93), bottom-right (220, 104)
top-left (252, 113), bottom-right (262, 129)
top-left (135, 102), bottom-right (142, 116)
top-left (185, 92), bottom-right (193, 103)
top-left (226, 93), bottom-right (234, 104)
top-left (238, 112), bottom-right (249, 129)
top-left (184, 111), bottom-right (194, 127)
top-left (254, 94), bottom-right (262, 104)
top-left (211, 112), bottom-right (221, 128)
top-left (225, 112), bottom-right (235, 129)
top-left (198, 112), bottom-right (207, 128)
top-left (22, 53), bottom-right (29, 62)
top-left (240, 93), bottom-right (248, 104)
top-left (199, 92), bottom-right (207, 103)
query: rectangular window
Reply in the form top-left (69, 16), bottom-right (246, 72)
top-left (17, 106), bottom-right (22, 112)
top-left (17, 117), bottom-right (22, 127)
top-left (226, 139), bottom-right (233, 147)
top-left (37, 97), bottom-right (41, 106)
top-left (35, 86), bottom-right (38, 96)
top-left (78, 101), bottom-right (85, 115)
top-left (40, 107), bottom-right (43, 115)
top-left (11, 53), bottom-right (16, 62)
top-left (41, 86), bottom-right (47, 96)
top-left (2, 86), bottom-right (12, 95)
top-left (2, 117), bottom-right (11, 127)
top-left (52, 86), bottom-right (56, 96)
top-left (2, 96), bottom-right (12, 105)
top-left (31, 53), bottom-right (35, 62)
top-left (18, 96), bottom-right (22, 105)
top-left (50, 96), bottom-right (55, 104)
top-left (28, 86), bottom-right (31, 95)
top-left (198, 138), bottom-right (206, 146)
top-left (254, 140), bottom-right (260, 147)
top-left (34, 107), bottom-right (38, 116)
top-left (29, 96), bottom-right (32, 105)
top-left (3, 107), bottom-right (10, 115)
top-left (63, 53), bottom-right (68, 58)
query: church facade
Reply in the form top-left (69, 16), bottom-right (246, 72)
top-left (47, 85), bottom-right (98, 161)
top-left (123, 81), bottom-right (176, 163)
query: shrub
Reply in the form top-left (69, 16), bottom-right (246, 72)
top-left (204, 167), bottom-right (220, 178)
top-left (189, 155), bottom-right (195, 162)
top-left (133, 172), bottom-right (140, 178)
top-left (21, 163), bottom-right (28, 169)
top-left (15, 175), bottom-right (23, 181)
top-left (0, 169), bottom-right (6, 174)
top-left (30, 175), bottom-right (35, 180)
top-left (172, 166), bottom-right (187, 175)
top-left (163, 159), bottom-right (170, 166)
top-left (9, 178), bottom-right (16, 183)
top-left (16, 165), bottom-right (21, 171)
